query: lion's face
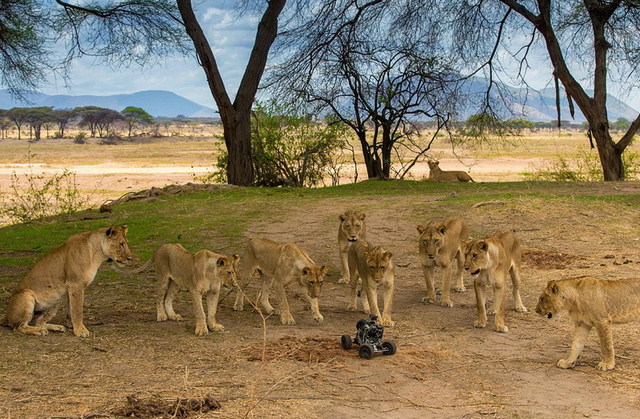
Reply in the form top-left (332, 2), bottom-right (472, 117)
top-left (216, 254), bottom-right (240, 287)
top-left (417, 223), bottom-right (447, 259)
top-left (339, 211), bottom-right (366, 242)
top-left (463, 240), bottom-right (489, 276)
top-left (428, 160), bottom-right (440, 170)
top-left (302, 265), bottom-right (328, 298)
top-left (104, 226), bottom-right (132, 264)
top-left (364, 247), bottom-right (393, 282)
top-left (535, 281), bottom-right (564, 319)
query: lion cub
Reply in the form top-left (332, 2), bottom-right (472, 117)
top-left (233, 238), bottom-right (328, 325)
top-left (2, 226), bottom-right (131, 337)
top-left (536, 276), bottom-right (640, 371)
top-left (123, 243), bottom-right (239, 335)
top-left (417, 217), bottom-right (469, 307)
top-left (463, 231), bottom-right (527, 333)
top-left (347, 240), bottom-right (396, 326)
top-left (337, 210), bottom-right (367, 284)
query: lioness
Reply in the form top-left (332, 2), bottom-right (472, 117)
top-left (233, 238), bottom-right (328, 325)
top-left (347, 240), bottom-right (395, 326)
top-left (536, 276), bottom-right (640, 371)
top-left (337, 210), bottom-right (367, 284)
top-left (1, 226), bottom-right (131, 337)
top-left (463, 231), bottom-right (527, 333)
top-left (427, 160), bottom-right (474, 182)
top-left (417, 217), bottom-right (469, 307)
top-left (119, 243), bottom-right (239, 335)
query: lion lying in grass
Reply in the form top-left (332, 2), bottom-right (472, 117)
top-left (536, 276), bottom-right (640, 371)
top-left (427, 160), bottom-right (474, 182)
top-left (2, 226), bottom-right (131, 337)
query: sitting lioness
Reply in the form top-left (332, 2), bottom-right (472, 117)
top-left (427, 160), bottom-right (474, 182)
top-left (119, 243), bottom-right (239, 336)
top-left (337, 210), bottom-right (367, 284)
top-left (463, 231), bottom-right (527, 333)
top-left (417, 217), bottom-right (469, 307)
top-left (347, 240), bottom-right (396, 326)
top-left (1, 226), bottom-right (131, 337)
top-left (233, 238), bottom-right (328, 325)
top-left (536, 276), bottom-right (640, 371)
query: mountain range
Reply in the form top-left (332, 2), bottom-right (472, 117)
top-left (0, 83), bottom-right (637, 122)
top-left (0, 90), bottom-right (217, 118)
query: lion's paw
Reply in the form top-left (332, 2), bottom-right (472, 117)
top-left (474, 319), bottom-right (487, 328)
top-left (495, 324), bottom-right (509, 333)
top-left (48, 324), bottom-right (66, 333)
top-left (346, 304), bottom-right (358, 311)
top-left (157, 313), bottom-right (168, 322)
top-left (73, 325), bottom-right (91, 338)
top-left (168, 314), bottom-right (183, 321)
top-left (556, 358), bottom-right (576, 369)
top-left (208, 323), bottom-right (225, 332)
top-left (337, 277), bottom-right (349, 284)
top-left (440, 299), bottom-right (453, 308)
top-left (454, 286), bottom-right (466, 293)
top-left (280, 314), bottom-right (296, 325)
top-left (515, 305), bottom-right (528, 313)
top-left (313, 313), bottom-right (324, 323)
top-left (233, 303), bottom-right (244, 311)
top-left (195, 324), bottom-right (209, 336)
top-left (380, 317), bottom-right (395, 327)
top-left (421, 296), bottom-right (435, 304)
top-left (596, 360), bottom-right (615, 371)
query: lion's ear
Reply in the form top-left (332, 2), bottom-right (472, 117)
top-left (320, 265), bottom-right (329, 276)
top-left (232, 254), bottom-right (240, 265)
top-left (357, 212), bottom-right (366, 221)
top-left (479, 240), bottom-right (488, 251)
top-left (439, 224), bottom-right (447, 235)
top-left (216, 258), bottom-right (227, 267)
top-left (383, 251), bottom-right (393, 261)
top-left (106, 226), bottom-right (116, 238)
top-left (339, 213), bottom-right (347, 222)
top-left (460, 240), bottom-right (470, 251)
top-left (550, 282), bottom-right (559, 294)
top-left (417, 225), bottom-right (427, 234)
top-left (302, 267), bottom-right (311, 276)
top-left (122, 225), bottom-right (128, 234)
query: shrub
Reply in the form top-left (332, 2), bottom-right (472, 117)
top-left (524, 150), bottom-right (640, 181)
top-left (215, 103), bottom-right (348, 187)
top-left (74, 132), bottom-right (87, 144)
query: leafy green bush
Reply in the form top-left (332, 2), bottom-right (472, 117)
top-left (215, 103), bottom-right (348, 187)
top-left (74, 131), bottom-right (87, 144)
top-left (524, 150), bottom-right (640, 181)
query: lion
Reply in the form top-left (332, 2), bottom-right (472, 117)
top-left (427, 160), bottom-right (474, 182)
top-left (1, 226), bottom-right (131, 337)
top-left (118, 243), bottom-right (239, 336)
top-left (417, 217), bottom-right (469, 307)
top-left (463, 230), bottom-right (527, 333)
top-left (337, 210), bottom-right (367, 284)
top-left (347, 240), bottom-right (395, 326)
top-left (233, 238), bottom-right (328, 325)
top-left (536, 276), bottom-right (640, 371)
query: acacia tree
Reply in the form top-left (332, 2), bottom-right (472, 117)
top-left (400, 0), bottom-right (640, 181)
top-left (121, 106), bottom-right (154, 137)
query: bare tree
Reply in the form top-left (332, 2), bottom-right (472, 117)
top-left (398, 0), bottom-right (640, 181)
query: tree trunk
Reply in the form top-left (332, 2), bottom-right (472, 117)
top-left (224, 109), bottom-right (254, 186)
top-left (592, 122), bottom-right (624, 181)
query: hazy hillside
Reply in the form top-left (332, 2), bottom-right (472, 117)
top-left (457, 78), bottom-right (638, 123)
top-left (0, 90), bottom-right (217, 118)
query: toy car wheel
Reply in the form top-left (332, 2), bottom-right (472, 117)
top-left (382, 340), bottom-right (397, 355)
top-left (356, 319), bottom-right (367, 330)
top-left (341, 335), bottom-right (353, 350)
top-left (358, 343), bottom-right (374, 359)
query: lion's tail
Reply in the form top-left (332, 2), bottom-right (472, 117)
top-left (111, 256), bottom-right (155, 276)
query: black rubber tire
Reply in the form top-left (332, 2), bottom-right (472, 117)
top-left (341, 335), bottom-right (353, 350)
top-left (356, 319), bottom-right (367, 330)
top-left (358, 343), bottom-right (374, 359)
top-left (381, 340), bottom-right (397, 355)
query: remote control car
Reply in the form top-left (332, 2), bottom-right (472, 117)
top-left (341, 314), bottom-right (397, 359)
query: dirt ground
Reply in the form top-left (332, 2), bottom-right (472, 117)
top-left (2, 182), bottom-right (640, 418)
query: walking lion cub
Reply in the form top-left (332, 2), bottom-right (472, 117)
top-left (536, 276), bottom-right (640, 371)
top-left (337, 210), bottom-right (367, 284)
top-left (119, 243), bottom-right (239, 335)
top-left (417, 217), bottom-right (469, 307)
top-left (347, 240), bottom-right (396, 326)
top-left (2, 226), bottom-right (131, 337)
top-left (233, 238), bottom-right (328, 325)
top-left (463, 231), bottom-right (527, 333)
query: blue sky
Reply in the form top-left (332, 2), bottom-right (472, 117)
top-left (38, 3), bottom-right (640, 113)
